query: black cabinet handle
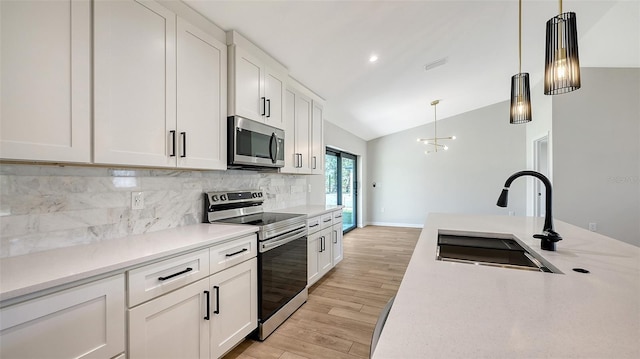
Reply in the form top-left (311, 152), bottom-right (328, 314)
top-left (158, 267), bottom-right (192, 281)
top-left (180, 132), bottom-right (186, 158)
top-left (312, 156), bottom-right (317, 169)
top-left (309, 223), bottom-right (319, 228)
top-left (323, 218), bottom-right (332, 223)
top-left (266, 99), bottom-right (271, 118)
top-left (169, 130), bottom-right (176, 157)
top-left (213, 286), bottom-right (220, 314)
top-left (225, 248), bottom-right (248, 257)
top-left (261, 97), bottom-right (266, 116)
top-left (334, 230), bottom-right (338, 244)
top-left (204, 290), bottom-right (210, 320)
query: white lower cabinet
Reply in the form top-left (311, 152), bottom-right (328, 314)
top-left (0, 274), bottom-right (125, 359)
top-left (209, 257), bottom-right (257, 359)
top-left (307, 227), bottom-right (332, 287)
top-left (128, 278), bottom-right (210, 359)
top-left (127, 245), bottom-right (257, 359)
top-left (332, 222), bottom-right (344, 266)
top-left (307, 209), bottom-right (345, 286)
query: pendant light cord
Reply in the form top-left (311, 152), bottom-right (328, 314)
top-left (559, 0), bottom-right (562, 14)
top-left (518, 0), bottom-right (522, 73)
top-left (433, 102), bottom-right (437, 148)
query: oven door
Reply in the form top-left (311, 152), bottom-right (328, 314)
top-left (258, 227), bottom-right (307, 321)
top-left (228, 116), bottom-right (285, 168)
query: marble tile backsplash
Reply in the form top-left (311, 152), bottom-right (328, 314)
top-left (0, 164), bottom-right (308, 258)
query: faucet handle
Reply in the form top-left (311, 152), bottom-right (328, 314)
top-left (534, 230), bottom-right (562, 251)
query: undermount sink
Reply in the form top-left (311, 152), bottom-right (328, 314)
top-left (436, 230), bottom-right (561, 274)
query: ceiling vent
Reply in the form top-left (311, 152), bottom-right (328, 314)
top-left (424, 57), bottom-right (448, 72)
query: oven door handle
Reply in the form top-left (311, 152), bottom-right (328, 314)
top-left (260, 227), bottom-right (307, 253)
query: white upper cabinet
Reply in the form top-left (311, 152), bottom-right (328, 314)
top-left (176, 18), bottom-right (227, 170)
top-left (94, 0), bottom-right (227, 170)
top-left (227, 31), bottom-right (287, 130)
top-left (281, 85), bottom-right (312, 174)
top-left (94, 0), bottom-right (177, 167)
top-left (0, 0), bottom-right (91, 163)
top-left (232, 46), bottom-right (264, 122)
top-left (311, 101), bottom-right (325, 174)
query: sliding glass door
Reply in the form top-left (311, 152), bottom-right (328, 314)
top-left (325, 149), bottom-right (357, 233)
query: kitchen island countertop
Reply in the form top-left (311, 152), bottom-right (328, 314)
top-left (373, 213), bottom-right (640, 358)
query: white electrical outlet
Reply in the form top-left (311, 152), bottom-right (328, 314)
top-left (589, 222), bottom-right (597, 232)
top-left (131, 192), bottom-right (144, 210)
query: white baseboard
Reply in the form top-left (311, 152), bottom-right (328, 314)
top-left (366, 222), bottom-right (424, 228)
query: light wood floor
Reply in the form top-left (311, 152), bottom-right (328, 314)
top-left (223, 226), bottom-right (421, 359)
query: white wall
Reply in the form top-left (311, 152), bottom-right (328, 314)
top-left (525, 81), bottom-right (553, 216)
top-left (367, 101), bottom-right (527, 227)
top-left (553, 67), bottom-right (640, 246)
top-left (310, 120), bottom-right (368, 228)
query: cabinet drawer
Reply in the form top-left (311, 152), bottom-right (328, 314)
top-left (128, 249), bottom-right (209, 307)
top-left (210, 234), bottom-right (257, 275)
top-left (320, 213), bottom-right (333, 230)
top-left (307, 216), bottom-right (321, 234)
top-left (333, 210), bottom-right (343, 224)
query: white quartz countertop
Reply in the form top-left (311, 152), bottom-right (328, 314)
top-left (0, 223), bottom-right (258, 302)
top-left (277, 205), bottom-right (343, 218)
top-left (373, 213), bottom-right (640, 359)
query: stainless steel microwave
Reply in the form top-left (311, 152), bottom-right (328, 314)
top-left (227, 116), bottom-right (285, 169)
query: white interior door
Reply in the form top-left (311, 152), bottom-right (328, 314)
top-left (533, 135), bottom-right (549, 217)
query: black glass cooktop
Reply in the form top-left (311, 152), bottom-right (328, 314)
top-left (215, 212), bottom-right (303, 227)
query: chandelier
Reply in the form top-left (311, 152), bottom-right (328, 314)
top-left (417, 100), bottom-right (455, 154)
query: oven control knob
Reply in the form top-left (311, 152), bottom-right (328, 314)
top-left (211, 195), bottom-right (219, 202)
top-left (252, 192), bottom-right (258, 198)
top-left (220, 195), bottom-right (227, 201)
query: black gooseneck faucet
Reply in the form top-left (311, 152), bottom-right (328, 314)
top-left (496, 170), bottom-right (562, 251)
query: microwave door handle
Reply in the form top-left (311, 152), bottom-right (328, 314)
top-left (269, 133), bottom-right (278, 164)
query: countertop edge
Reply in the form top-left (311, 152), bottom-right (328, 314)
top-left (0, 224), bottom-right (258, 303)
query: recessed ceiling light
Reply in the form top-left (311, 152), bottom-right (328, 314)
top-left (369, 55), bottom-right (378, 63)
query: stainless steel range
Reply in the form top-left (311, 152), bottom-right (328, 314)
top-left (205, 190), bottom-right (308, 340)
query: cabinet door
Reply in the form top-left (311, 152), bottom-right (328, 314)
top-left (94, 0), bottom-right (176, 167)
top-left (0, 275), bottom-right (125, 359)
top-left (281, 87), bottom-right (301, 174)
top-left (332, 223), bottom-right (344, 266)
top-left (295, 93), bottom-right (312, 174)
top-left (307, 232), bottom-right (323, 287)
top-left (318, 228), bottom-right (333, 278)
top-left (0, 0), bottom-right (90, 163)
top-left (231, 46), bottom-right (264, 122)
top-left (176, 18), bottom-right (227, 170)
top-left (264, 69), bottom-right (285, 130)
top-left (209, 257), bottom-right (257, 359)
top-left (311, 101), bottom-right (325, 174)
top-left (129, 278), bottom-right (209, 359)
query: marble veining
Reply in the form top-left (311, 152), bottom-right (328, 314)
top-left (0, 164), bottom-right (308, 258)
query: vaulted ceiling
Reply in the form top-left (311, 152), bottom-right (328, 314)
top-left (184, 0), bottom-right (640, 140)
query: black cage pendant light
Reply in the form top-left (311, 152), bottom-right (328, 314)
top-left (510, 0), bottom-right (532, 124)
top-left (544, 0), bottom-right (580, 95)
